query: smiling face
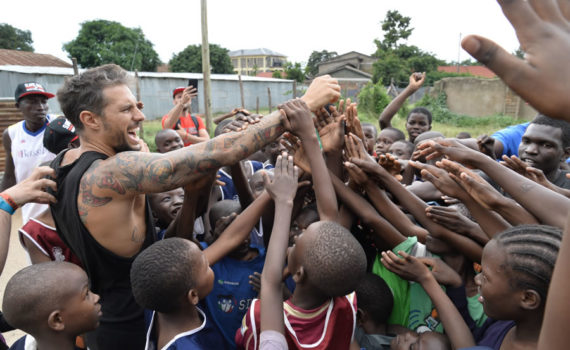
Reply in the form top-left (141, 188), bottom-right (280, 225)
top-left (388, 141), bottom-right (413, 160)
top-left (60, 265), bottom-right (102, 335)
top-left (156, 129), bottom-right (183, 153)
top-left (376, 129), bottom-right (400, 155)
top-left (519, 123), bottom-right (566, 177)
top-left (406, 113), bottom-right (431, 142)
top-left (362, 125), bottom-right (377, 155)
top-left (17, 95), bottom-right (49, 127)
top-left (99, 84), bottom-right (145, 153)
top-left (149, 188), bottom-right (184, 227)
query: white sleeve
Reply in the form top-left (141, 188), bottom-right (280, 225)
top-left (260, 330), bottom-right (288, 350)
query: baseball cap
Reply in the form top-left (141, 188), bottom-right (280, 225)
top-left (14, 82), bottom-right (55, 102)
top-left (172, 87), bottom-right (185, 98)
top-left (43, 116), bottom-right (79, 154)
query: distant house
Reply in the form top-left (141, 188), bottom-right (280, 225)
top-left (315, 51), bottom-right (376, 100)
top-left (229, 48), bottom-right (287, 76)
top-left (437, 65), bottom-right (496, 79)
top-left (0, 49), bottom-right (71, 68)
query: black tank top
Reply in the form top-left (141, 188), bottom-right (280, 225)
top-left (49, 150), bottom-right (156, 349)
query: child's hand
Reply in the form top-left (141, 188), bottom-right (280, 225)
top-left (417, 257), bottom-right (463, 288)
top-left (380, 250), bottom-right (433, 284)
top-left (280, 133), bottom-right (311, 175)
top-left (314, 106), bottom-right (345, 153)
top-left (379, 154), bottom-right (404, 181)
top-left (442, 162), bottom-right (502, 210)
top-left (461, 1), bottom-right (570, 121)
top-left (278, 99), bottom-right (315, 140)
top-left (344, 161), bottom-right (369, 186)
top-left (425, 205), bottom-right (478, 237)
top-left (477, 134), bottom-right (497, 159)
top-left (300, 75), bottom-right (341, 112)
top-left (345, 102), bottom-right (364, 141)
top-left (500, 155), bottom-right (529, 176)
top-left (263, 153), bottom-right (300, 205)
top-left (249, 271), bottom-right (261, 293)
top-left (344, 133), bottom-right (369, 161)
top-left (409, 160), bottom-right (468, 201)
top-left (408, 72), bottom-right (426, 91)
top-left (417, 138), bottom-right (483, 165)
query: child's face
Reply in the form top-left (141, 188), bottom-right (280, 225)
top-left (388, 141), bottom-right (412, 160)
top-left (362, 126), bottom-right (377, 155)
top-left (156, 130), bottom-right (183, 153)
top-left (287, 222), bottom-right (319, 275)
top-left (518, 123), bottom-right (566, 175)
top-left (61, 266), bottom-right (102, 334)
top-left (249, 171), bottom-right (272, 199)
top-left (475, 240), bottom-right (519, 320)
top-left (289, 209), bottom-right (319, 246)
top-left (406, 113), bottom-right (431, 142)
top-left (149, 188), bottom-right (184, 226)
top-left (191, 243), bottom-right (215, 299)
top-left (390, 331), bottom-right (449, 350)
top-left (375, 130), bottom-right (398, 155)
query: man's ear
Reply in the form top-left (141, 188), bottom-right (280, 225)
top-left (187, 288), bottom-right (200, 306)
top-left (47, 310), bottom-right (65, 331)
top-left (520, 289), bottom-right (541, 311)
top-left (292, 266), bottom-right (305, 285)
top-left (79, 110), bottom-right (102, 131)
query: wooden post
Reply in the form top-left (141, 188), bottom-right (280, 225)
top-left (293, 81), bottom-right (297, 99)
top-left (267, 87), bottom-right (272, 113)
top-left (135, 71), bottom-right (144, 138)
top-left (201, 0), bottom-right (213, 134)
top-left (256, 97), bottom-right (259, 114)
top-left (238, 74), bottom-right (245, 108)
top-left (72, 58), bottom-right (79, 75)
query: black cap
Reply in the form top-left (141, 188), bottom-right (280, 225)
top-left (43, 117), bottom-right (78, 154)
top-left (14, 82), bottom-right (55, 102)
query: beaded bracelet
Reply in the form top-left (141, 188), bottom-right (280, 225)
top-left (0, 196), bottom-right (15, 215)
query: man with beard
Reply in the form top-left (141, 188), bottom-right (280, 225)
top-left (162, 85), bottom-right (209, 146)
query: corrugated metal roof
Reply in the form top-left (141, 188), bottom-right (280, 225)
top-left (0, 65), bottom-right (293, 82)
top-left (228, 48), bottom-right (286, 57)
top-left (0, 49), bottom-right (72, 68)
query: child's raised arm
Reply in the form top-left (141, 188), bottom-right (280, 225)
top-left (279, 100), bottom-right (338, 222)
top-left (379, 72), bottom-right (425, 129)
top-left (260, 154), bottom-right (298, 336)
top-left (381, 250), bottom-right (476, 350)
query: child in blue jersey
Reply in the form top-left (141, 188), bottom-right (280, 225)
top-left (131, 238), bottom-right (227, 350)
top-left (202, 199), bottom-right (267, 348)
top-left (3, 262), bottom-right (101, 350)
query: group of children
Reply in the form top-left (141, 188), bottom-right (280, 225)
top-left (2, 2), bottom-right (570, 349)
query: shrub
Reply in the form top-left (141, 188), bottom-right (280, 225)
top-left (357, 81), bottom-right (391, 116)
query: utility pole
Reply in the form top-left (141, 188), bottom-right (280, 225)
top-left (201, 0), bottom-right (213, 133)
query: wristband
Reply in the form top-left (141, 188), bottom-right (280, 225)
top-left (0, 197), bottom-right (15, 215)
top-left (0, 193), bottom-right (18, 210)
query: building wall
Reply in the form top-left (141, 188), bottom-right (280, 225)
top-left (231, 55), bottom-right (286, 75)
top-left (0, 70), bottom-right (295, 119)
top-left (431, 77), bottom-right (536, 119)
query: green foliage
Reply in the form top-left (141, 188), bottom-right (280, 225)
top-left (0, 23), bottom-right (34, 51)
top-left (284, 62), bottom-right (305, 83)
top-left (305, 50), bottom-right (338, 77)
top-left (424, 71), bottom-right (472, 86)
top-left (357, 81), bottom-right (391, 116)
top-left (63, 20), bottom-right (160, 71)
top-left (169, 43), bottom-right (233, 74)
top-left (272, 71), bottom-right (283, 79)
top-left (513, 47), bottom-right (525, 59)
top-left (415, 92), bottom-right (522, 128)
top-left (372, 11), bottom-right (444, 86)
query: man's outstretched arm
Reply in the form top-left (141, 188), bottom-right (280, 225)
top-left (88, 75), bottom-right (340, 197)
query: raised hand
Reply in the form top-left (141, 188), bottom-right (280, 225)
top-left (379, 154), bottom-right (403, 181)
top-left (408, 72), bottom-right (426, 91)
top-left (461, 0), bottom-right (570, 121)
top-left (525, 167), bottom-right (570, 198)
top-left (4, 166), bottom-right (57, 206)
top-left (417, 256), bottom-right (462, 287)
top-left (314, 106), bottom-right (345, 153)
top-left (417, 138), bottom-right (484, 165)
top-left (477, 134), bottom-right (497, 159)
top-left (380, 250), bottom-right (432, 284)
top-left (345, 102), bottom-right (364, 141)
top-left (344, 161), bottom-right (369, 186)
top-left (180, 86), bottom-right (198, 105)
top-left (425, 205), bottom-right (478, 237)
top-left (263, 153), bottom-right (299, 205)
top-left (300, 75), bottom-right (341, 112)
top-left (344, 133), bottom-right (369, 161)
top-left (409, 160), bottom-right (469, 201)
top-left (500, 155), bottom-right (529, 175)
top-left (278, 99), bottom-right (314, 140)
top-left (280, 133), bottom-right (311, 175)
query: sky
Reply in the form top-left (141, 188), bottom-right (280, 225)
top-left (3, 0), bottom-right (520, 68)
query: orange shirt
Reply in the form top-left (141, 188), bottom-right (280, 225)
top-left (161, 113), bottom-right (206, 146)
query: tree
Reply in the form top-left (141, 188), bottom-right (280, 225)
top-left (169, 44), bottom-right (233, 74)
top-left (284, 62), bottom-right (305, 83)
top-left (372, 10), bottom-right (443, 85)
top-left (305, 50), bottom-right (338, 77)
top-left (272, 71), bottom-right (282, 79)
top-left (0, 24), bottom-right (33, 51)
top-left (63, 20), bottom-right (160, 71)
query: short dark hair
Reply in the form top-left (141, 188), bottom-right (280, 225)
top-left (209, 199), bottom-right (242, 226)
top-left (131, 238), bottom-right (200, 313)
top-left (495, 224), bottom-right (561, 301)
top-left (304, 221), bottom-right (366, 297)
top-left (531, 114), bottom-right (570, 148)
top-left (383, 127), bottom-right (405, 141)
top-left (356, 273), bottom-right (393, 324)
top-left (361, 122), bottom-right (378, 138)
top-left (57, 64), bottom-right (130, 130)
top-left (407, 107), bottom-right (432, 125)
top-left (391, 140), bottom-right (415, 155)
top-left (3, 262), bottom-right (79, 333)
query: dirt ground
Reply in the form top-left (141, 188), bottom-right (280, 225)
top-left (0, 210), bottom-right (28, 346)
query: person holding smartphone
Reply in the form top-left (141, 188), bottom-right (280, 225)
top-left (162, 85), bottom-right (210, 146)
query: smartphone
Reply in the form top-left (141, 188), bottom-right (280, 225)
top-left (188, 79), bottom-right (198, 93)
